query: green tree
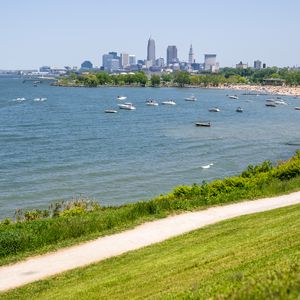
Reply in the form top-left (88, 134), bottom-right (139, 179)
top-left (174, 71), bottom-right (191, 87)
top-left (150, 75), bottom-right (161, 87)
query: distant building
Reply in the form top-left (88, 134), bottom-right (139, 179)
top-left (167, 46), bottom-right (178, 65)
top-left (236, 61), bottom-right (248, 69)
top-left (191, 63), bottom-right (202, 71)
top-left (254, 60), bottom-right (262, 70)
top-left (263, 63), bottom-right (267, 68)
top-left (39, 66), bottom-right (51, 73)
top-left (156, 57), bottom-right (165, 67)
top-left (147, 37), bottom-right (156, 66)
top-left (204, 54), bottom-right (217, 72)
top-left (81, 60), bottom-right (93, 70)
top-left (129, 55), bottom-right (136, 66)
top-left (120, 53), bottom-right (129, 68)
top-left (102, 54), bottom-right (120, 72)
top-left (188, 44), bottom-right (194, 64)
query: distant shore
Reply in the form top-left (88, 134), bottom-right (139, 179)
top-left (215, 84), bottom-right (300, 97)
top-left (52, 81), bottom-right (300, 97)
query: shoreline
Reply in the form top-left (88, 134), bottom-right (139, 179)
top-left (52, 82), bottom-right (300, 97)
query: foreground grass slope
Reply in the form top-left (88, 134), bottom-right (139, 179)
top-left (2, 204), bottom-right (300, 299)
top-left (1, 151), bottom-right (300, 266)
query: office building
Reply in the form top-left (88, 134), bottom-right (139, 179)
top-left (120, 53), bottom-right (129, 68)
top-left (147, 37), bottom-right (156, 66)
top-left (254, 60), bottom-right (262, 70)
top-left (204, 54), bottom-right (217, 71)
top-left (129, 55), bottom-right (136, 66)
top-left (167, 46), bottom-right (178, 65)
top-left (156, 57), bottom-right (165, 67)
top-left (102, 53), bottom-right (120, 72)
top-left (188, 44), bottom-right (194, 64)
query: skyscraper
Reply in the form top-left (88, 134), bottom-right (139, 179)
top-left (254, 60), bottom-right (262, 70)
top-left (204, 54), bottom-right (217, 71)
top-left (120, 53), bottom-right (129, 68)
top-left (167, 46), bottom-right (178, 65)
top-left (188, 44), bottom-right (194, 64)
top-left (147, 37), bottom-right (156, 65)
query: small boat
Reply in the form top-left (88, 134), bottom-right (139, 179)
top-left (294, 107), bottom-right (300, 110)
top-left (209, 107), bottom-right (220, 112)
top-left (14, 97), bottom-right (26, 102)
top-left (195, 121), bottom-right (211, 127)
top-left (117, 96), bottom-right (127, 100)
top-left (229, 95), bottom-right (239, 99)
top-left (185, 95), bottom-right (197, 101)
top-left (146, 99), bottom-right (159, 106)
top-left (266, 99), bottom-right (276, 102)
top-left (265, 103), bottom-right (276, 107)
top-left (104, 109), bottom-right (118, 113)
top-left (118, 103), bottom-right (136, 110)
top-left (161, 100), bottom-right (176, 105)
top-left (236, 107), bottom-right (243, 112)
top-left (201, 163), bottom-right (214, 169)
top-left (34, 97), bottom-right (47, 102)
top-left (274, 100), bottom-right (288, 105)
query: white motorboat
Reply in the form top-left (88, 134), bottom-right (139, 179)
top-left (104, 109), bottom-right (118, 113)
top-left (146, 99), bottom-right (159, 106)
top-left (265, 103), bottom-right (276, 107)
top-left (209, 107), bottom-right (220, 112)
top-left (118, 103), bottom-right (136, 110)
top-left (34, 97), bottom-right (47, 102)
top-left (294, 107), bottom-right (300, 110)
top-left (14, 97), bottom-right (26, 102)
top-left (117, 96), bottom-right (127, 100)
top-left (161, 100), bottom-right (176, 105)
top-left (228, 95), bottom-right (239, 99)
top-left (185, 95), bottom-right (197, 101)
top-left (274, 100), bottom-right (288, 105)
top-left (236, 107), bottom-right (243, 112)
top-left (195, 121), bottom-right (211, 127)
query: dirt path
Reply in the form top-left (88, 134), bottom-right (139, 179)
top-left (1, 191), bottom-right (300, 292)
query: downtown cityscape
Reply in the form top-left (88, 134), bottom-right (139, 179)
top-left (1, 0), bottom-right (300, 299)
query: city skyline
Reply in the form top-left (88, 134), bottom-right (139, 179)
top-left (0, 0), bottom-right (300, 69)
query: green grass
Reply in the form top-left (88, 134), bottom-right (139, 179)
top-left (1, 151), bottom-right (300, 266)
top-left (2, 204), bottom-right (300, 299)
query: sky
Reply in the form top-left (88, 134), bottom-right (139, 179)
top-left (0, 0), bottom-right (299, 69)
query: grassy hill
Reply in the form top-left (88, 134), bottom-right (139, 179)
top-left (2, 204), bottom-right (300, 299)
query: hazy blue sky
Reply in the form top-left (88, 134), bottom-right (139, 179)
top-left (0, 0), bottom-right (299, 69)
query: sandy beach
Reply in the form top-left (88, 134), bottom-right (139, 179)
top-left (218, 84), bottom-right (300, 97)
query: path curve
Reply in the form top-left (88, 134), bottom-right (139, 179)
top-left (1, 191), bottom-right (300, 292)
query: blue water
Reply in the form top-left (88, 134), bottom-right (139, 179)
top-left (0, 78), bottom-right (300, 218)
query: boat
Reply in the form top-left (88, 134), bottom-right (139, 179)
top-left (118, 103), bottom-right (136, 110)
top-left (34, 97), bottom-right (47, 102)
top-left (209, 107), bottom-right (220, 112)
top-left (236, 107), bottom-right (243, 112)
top-left (266, 99), bottom-right (276, 102)
top-left (274, 100), bottom-right (288, 105)
top-left (294, 107), bottom-right (300, 110)
top-left (104, 109), bottom-right (118, 113)
top-left (185, 95), bottom-right (197, 101)
top-left (146, 99), bottom-right (159, 106)
top-left (228, 95), bottom-right (239, 99)
top-left (14, 97), bottom-right (26, 102)
top-left (117, 96), bottom-right (127, 100)
top-left (161, 100), bottom-right (176, 105)
top-left (195, 121), bottom-right (211, 127)
top-left (265, 103), bottom-right (276, 107)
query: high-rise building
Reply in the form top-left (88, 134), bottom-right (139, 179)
top-left (156, 57), bottom-right (165, 67)
top-left (204, 54), bottom-right (217, 71)
top-left (102, 54), bottom-right (120, 72)
top-left (254, 60), bottom-right (262, 70)
top-left (120, 53), bottom-right (129, 68)
top-left (188, 44), bottom-right (194, 64)
top-left (236, 61), bottom-right (248, 69)
top-left (129, 55), bottom-right (136, 66)
top-left (167, 46), bottom-right (178, 65)
top-left (147, 37), bottom-right (156, 66)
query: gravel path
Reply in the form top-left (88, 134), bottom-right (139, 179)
top-left (1, 191), bottom-right (300, 292)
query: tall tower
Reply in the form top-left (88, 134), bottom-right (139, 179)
top-left (188, 44), bottom-right (194, 64)
top-left (147, 37), bottom-right (156, 65)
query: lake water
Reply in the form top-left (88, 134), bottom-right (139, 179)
top-left (0, 78), bottom-right (300, 218)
